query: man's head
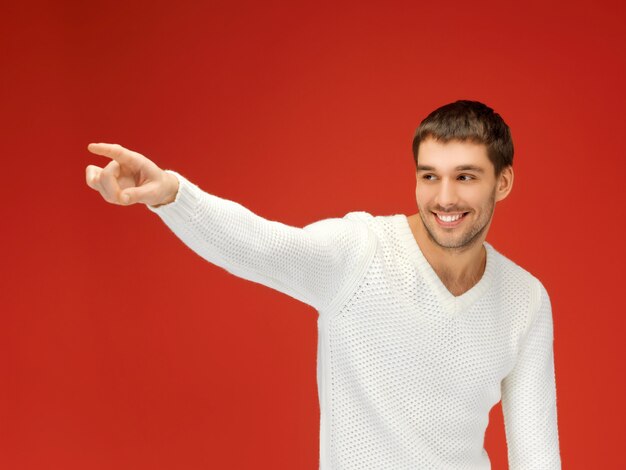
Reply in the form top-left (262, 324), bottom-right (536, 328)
top-left (412, 100), bottom-right (514, 178)
top-left (411, 100), bottom-right (514, 251)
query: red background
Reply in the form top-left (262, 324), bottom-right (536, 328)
top-left (2, 0), bottom-right (625, 468)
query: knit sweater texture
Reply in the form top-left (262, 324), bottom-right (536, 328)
top-left (147, 170), bottom-right (561, 469)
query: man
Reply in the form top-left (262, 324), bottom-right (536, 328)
top-left (85, 100), bottom-right (561, 469)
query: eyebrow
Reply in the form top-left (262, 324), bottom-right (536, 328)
top-left (417, 165), bottom-right (485, 173)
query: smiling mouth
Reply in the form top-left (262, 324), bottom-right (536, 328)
top-left (433, 211), bottom-right (469, 226)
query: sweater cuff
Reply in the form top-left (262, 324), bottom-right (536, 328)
top-left (145, 170), bottom-right (202, 224)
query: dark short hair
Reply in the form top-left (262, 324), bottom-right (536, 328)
top-left (411, 100), bottom-right (514, 177)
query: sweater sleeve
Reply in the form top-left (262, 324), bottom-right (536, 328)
top-left (500, 280), bottom-right (562, 469)
top-left (145, 170), bottom-right (373, 312)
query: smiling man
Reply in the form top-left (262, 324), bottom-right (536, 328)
top-left (408, 133), bottom-right (513, 297)
top-left (85, 99), bottom-right (561, 469)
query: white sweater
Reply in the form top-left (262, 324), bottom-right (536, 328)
top-left (147, 170), bottom-right (561, 469)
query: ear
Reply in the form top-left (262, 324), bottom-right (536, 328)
top-left (495, 165), bottom-right (514, 202)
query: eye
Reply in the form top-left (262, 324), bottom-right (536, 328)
top-left (422, 174), bottom-right (437, 181)
top-left (458, 174), bottom-right (475, 181)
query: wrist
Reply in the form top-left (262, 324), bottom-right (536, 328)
top-left (153, 172), bottom-right (179, 207)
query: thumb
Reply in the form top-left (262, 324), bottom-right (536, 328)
top-left (120, 182), bottom-right (158, 205)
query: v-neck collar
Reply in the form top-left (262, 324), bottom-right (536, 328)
top-left (394, 214), bottom-right (496, 316)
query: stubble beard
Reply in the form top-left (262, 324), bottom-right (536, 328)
top-left (418, 189), bottom-right (496, 253)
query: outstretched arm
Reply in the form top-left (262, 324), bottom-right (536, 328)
top-left (85, 143), bottom-right (374, 312)
top-left (146, 169), bottom-right (373, 311)
top-left (500, 280), bottom-right (562, 469)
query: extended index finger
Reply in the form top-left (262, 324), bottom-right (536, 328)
top-left (86, 143), bottom-right (140, 166)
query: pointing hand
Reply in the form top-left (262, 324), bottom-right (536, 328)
top-left (85, 143), bottom-right (179, 207)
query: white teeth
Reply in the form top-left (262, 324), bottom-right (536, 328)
top-left (437, 213), bottom-right (464, 222)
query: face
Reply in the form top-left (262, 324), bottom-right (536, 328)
top-left (415, 137), bottom-right (512, 251)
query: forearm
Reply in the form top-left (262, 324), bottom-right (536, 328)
top-left (146, 170), bottom-right (373, 311)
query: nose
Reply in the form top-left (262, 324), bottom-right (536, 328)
top-left (435, 178), bottom-right (459, 210)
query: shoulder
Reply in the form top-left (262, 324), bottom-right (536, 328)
top-left (300, 211), bottom-right (380, 255)
top-left (488, 243), bottom-right (546, 292)
top-left (302, 210), bottom-right (374, 234)
top-left (487, 243), bottom-right (552, 331)
top-left (342, 211), bottom-right (406, 234)
top-left (302, 210), bottom-right (408, 253)
top-left (303, 210), bottom-right (386, 231)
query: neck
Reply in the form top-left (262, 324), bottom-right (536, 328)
top-left (407, 213), bottom-right (487, 288)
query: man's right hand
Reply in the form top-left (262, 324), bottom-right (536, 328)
top-left (85, 143), bottom-right (179, 207)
